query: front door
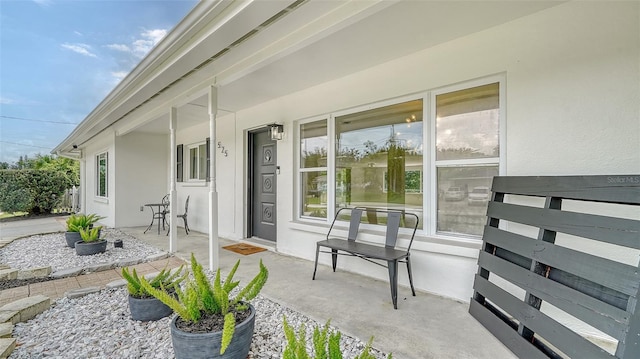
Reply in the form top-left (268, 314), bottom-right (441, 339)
top-left (249, 129), bottom-right (277, 241)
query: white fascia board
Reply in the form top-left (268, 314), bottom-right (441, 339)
top-left (52, 0), bottom-right (228, 153)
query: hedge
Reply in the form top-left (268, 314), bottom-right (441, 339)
top-left (0, 169), bottom-right (71, 214)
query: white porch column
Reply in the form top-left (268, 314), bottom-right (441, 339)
top-left (169, 107), bottom-right (178, 252)
top-left (208, 85), bottom-right (220, 271)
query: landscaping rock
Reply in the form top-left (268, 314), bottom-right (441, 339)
top-left (83, 262), bottom-right (115, 273)
top-left (0, 323), bottom-right (12, 338)
top-left (0, 269), bottom-right (18, 281)
top-left (0, 295), bottom-right (50, 322)
top-left (17, 266), bottom-right (52, 279)
top-left (106, 279), bottom-right (127, 289)
top-left (0, 338), bottom-right (16, 358)
top-left (50, 267), bottom-right (84, 279)
top-left (65, 286), bottom-right (101, 299)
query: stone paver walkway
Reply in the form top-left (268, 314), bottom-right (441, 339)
top-left (0, 256), bottom-right (185, 307)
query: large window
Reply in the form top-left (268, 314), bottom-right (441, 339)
top-left (297, 78), bottom-right (502, 239)
top-left (336, 99), bottom-right (423, 228)
top-left (435, 82), bottom-right (500, 236)
top-left (188, 143), bottom-right (207, 181)
top-left (300, 119), bottom-right (328, 219)
top-left (96, 152), bottom-right (108, 198)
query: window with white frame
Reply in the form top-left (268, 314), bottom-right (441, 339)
top-left (188, 142), bottom-right (207, 181)
top-left (96, 152), bottom-right (108, 198)
top-left (296, 77), bottom-right (502, 238)
top-left (300, 119), bottom-right (328, 219)
top-left (434, 82), bottom-right (500, 236)
top-left (335, 99), bottom-right (424, 228)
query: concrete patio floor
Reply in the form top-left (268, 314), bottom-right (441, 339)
top-left (0, 216), bottom-right (516, 358)
top-left (124, 225), bottom-right (516, 359)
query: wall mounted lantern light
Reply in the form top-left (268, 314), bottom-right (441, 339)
top-left (269, 124), bottom-right (284, 141)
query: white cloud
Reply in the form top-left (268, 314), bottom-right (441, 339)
top-left (61, 43), bottom-right (98, 58)
top-left (111, 71), bottom-right (128, 82)
top-left (74, 31), bottom-right (83, 37)
top-left (132, 29), bottom-right (167, 58)
top-left (0, 96), bottom-right (15, 105)
top-left (33, 0), bottom-right (52, 7)
top-left (105, 44), bottom-right (131, 52)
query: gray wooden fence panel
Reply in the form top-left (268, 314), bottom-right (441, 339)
top-left (470, 175), bottom-right (640, 359)
top-left (474, 276), bottom-right (616, 359)
top-left (488, 202), bottom-right (640, 249)
top-left (484, 227), bottom-right (630, 310)
top-left (491, 175), bottom-right (640, 205)
top-left (482, 226), bottom-right (639, 296)
top-left (476, 254), bottom-right (628, 340)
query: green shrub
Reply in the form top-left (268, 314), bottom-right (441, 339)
top-left (0, 178), bottom-right (30, 213)
top-left (78, 226), bottom-right (103, 242)
top-left (66, 213), bottom-right (105, 232)
top-left (122, 265), bottom-right (186, 299)
top-left (282, 317), bottom-right (391, 359)
top-left (0, 169), bottom-right (70, 214)
top-left (139, 253), bottom-right (268, 355)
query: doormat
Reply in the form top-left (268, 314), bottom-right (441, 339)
top-left (223, 243), bottom-right (267, 256)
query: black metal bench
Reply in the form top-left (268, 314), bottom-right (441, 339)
top-left (470, 175), bottom-right (640, 359)
top-left (312, 207), bottom-right (419, 309)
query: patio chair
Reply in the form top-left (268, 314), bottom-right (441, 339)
top-left (167, 195), bottom-right (190, 235)
top-left (160, 194), bottom-right (170, 230)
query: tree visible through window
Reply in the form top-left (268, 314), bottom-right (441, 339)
top-left (296, 77), bottom-right (502, 239)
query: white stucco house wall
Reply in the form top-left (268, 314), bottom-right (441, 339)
top-left (53, 0), bottom-right (639, 343)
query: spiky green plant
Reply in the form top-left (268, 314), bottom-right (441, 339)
top-left (139, 253), bottom-right (268, 355)
top-left (66, 213), bottom-right (105, 232)
top-left (121, 264), bottom-right (185, 298)
top-left (78, 226), bottom-right (103, 242)
top-left (282, 316), bottom-right (392, 359)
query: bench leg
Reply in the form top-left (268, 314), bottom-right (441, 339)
top-left (388, 260), bottom-right (399, 309)
top-left (331, 249), bottom-right (338, 272)
top-left (312, 245), bottom-right (320, 280)
top-left (406, 257), bottom-right (416, 296)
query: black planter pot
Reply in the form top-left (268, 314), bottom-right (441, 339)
top-left (65, 232), bottom-right (81, 248)
top-left (170, 303), bottom-right (255, 359)
top-left (128, 295), bottom-right (173, 321)
top-left (75, 239), bottom-right (107, 256)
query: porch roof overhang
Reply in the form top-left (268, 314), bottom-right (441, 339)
top-left (52, 0), bottom-right (563, 156)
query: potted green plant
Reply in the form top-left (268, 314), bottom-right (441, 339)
top-left (122, 264), bottom-right (186, 321)
top-left (282, 317), bottom-right (392, 359)
top-left (75, 226), bottom-right (107, 255)
top-left (65, 213), bottom-right (104, 248)
top-left (140, 254), bottom-right (268, 359)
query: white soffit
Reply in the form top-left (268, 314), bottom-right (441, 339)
top-left (57, 0), bottom-right (565, 143)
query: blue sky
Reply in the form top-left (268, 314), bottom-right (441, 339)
top-left (0, 0), bottom-right (197, 164)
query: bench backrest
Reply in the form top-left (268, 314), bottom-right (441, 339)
top-left (329, 207), bottom-right (419, 250)
top-left (470, 175), bottom-right (640, 359)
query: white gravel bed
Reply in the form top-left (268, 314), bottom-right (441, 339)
top-left (0, 229), bottom-right (164, 272)
top-left (10, 287), bottom-right (389, 359)
top-left (3, 232), bottom-right (389, 358)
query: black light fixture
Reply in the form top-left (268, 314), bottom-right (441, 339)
top-left (269, 124), bottom-right (284, 140)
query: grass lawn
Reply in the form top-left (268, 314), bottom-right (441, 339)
top-left (0, 211), bottom-right (27, 220)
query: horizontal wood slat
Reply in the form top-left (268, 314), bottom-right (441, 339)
top-left (474, 276), bottom-right (616, 359)
top-left (469, 299), bottom-right (550, 359)
top-left (482, 226), bottom-right (640, 296)
top-left (488, 202), bottom-right (640, 249)
top-left (491, 175), bottom-right (640, 205)
top-left (471, 175), bottom-right (640, 359)
top-left (476, 253), bottom-right (629, 340)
